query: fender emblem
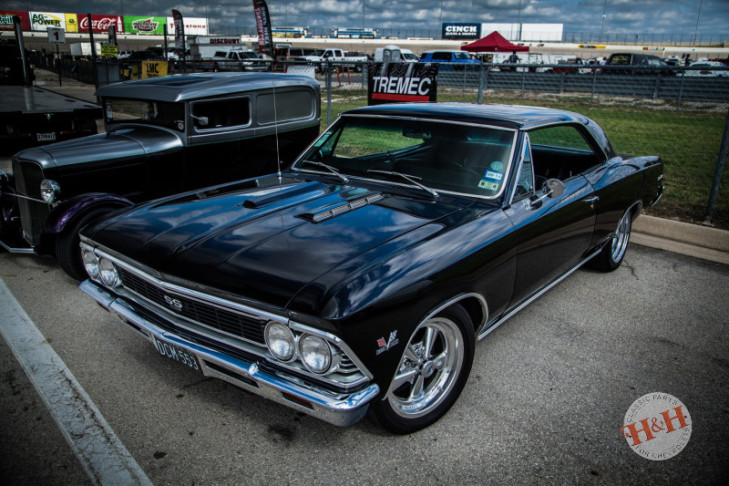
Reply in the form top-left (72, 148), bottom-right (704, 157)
top-left (163, 295), bottom-right (183, 313)
top-left (376, 331), bottom-right (399, 355)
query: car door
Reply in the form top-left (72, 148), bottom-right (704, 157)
top-left (503, 132), bottom-right (597, 308)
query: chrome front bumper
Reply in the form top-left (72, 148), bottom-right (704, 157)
top-left (79, 280), bottom-right (379, 427)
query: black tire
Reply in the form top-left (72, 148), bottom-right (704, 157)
top-left (55, 207), bottom-right (114, 280)
top-left (372, 304), bottom-right (475, 434)
top-left (588, 210), bottom-right (632, 272)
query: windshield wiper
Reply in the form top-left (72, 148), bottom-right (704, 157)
top-left (299, 160), bottom-right (349, 183)
top-left (366, 169), bottom-right (440, 199)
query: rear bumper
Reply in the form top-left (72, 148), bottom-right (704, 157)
top-left (79, 280), bottom-right (379, 427)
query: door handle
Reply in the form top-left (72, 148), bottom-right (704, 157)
top-left (584, 195), bottom-right (599, 208)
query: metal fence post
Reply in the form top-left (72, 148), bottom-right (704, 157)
top-left (326, 63), bottom-right (332, 126)
top-left (477, 64), bottom-right (484, 104)
top-left (705, 109), bottom-right (729, 224)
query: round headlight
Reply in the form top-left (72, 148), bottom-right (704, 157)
top-left (298, 334), bottom-right (332, 374)
top-left (82, 249), bottom-right (100, 279)
top-left (265, 322), bottom-right (295, 361)
top-left (98, 258), bottom-right (120, 287)
top-left (40, 179), bottom-right (60, 204)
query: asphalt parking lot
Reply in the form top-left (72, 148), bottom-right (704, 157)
top-left (1, 237), bottom-right (728, 484)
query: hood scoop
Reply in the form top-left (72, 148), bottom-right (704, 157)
top-left (240, 180), bottom-right (326, 209)
top-left (298, 193), bottom-right (384, 224)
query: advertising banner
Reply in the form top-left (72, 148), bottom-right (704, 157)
top-left (142, 60), bottom-right (168, 78)
top-left (172, 10), bottom-right (185, 54)
top-left (252, 0), bottom-right (273, 56)
top-left (0, 11), bottom-right (30, 31)
top-left (79, 14), bottom-right (124, 34)
top-left (65, 13), bottom-right (78, 33)
top-left (368, 62), bottom-right (438, 105)
top-left (442, 23), bottom-right (481, 40)
top-left (166, 16), bottom-right (208, 36)
top-left (30, 12), bottom-right (66, 31)
top-left (124, 16), bottom-right (166, 35)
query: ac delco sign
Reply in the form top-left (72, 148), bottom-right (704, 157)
top-left (442, 23), bottom-right (481, 40)
top-left (78, 14), bottom-right (125, 34)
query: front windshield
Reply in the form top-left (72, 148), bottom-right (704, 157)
top-left (294, 115), bottom-right (516, 198)
top-left (454, 52), bottom-right (472, 60)
top-left (104, 98), bottom-right (185, 131)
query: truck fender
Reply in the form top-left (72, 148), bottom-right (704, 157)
top-left (37, 192), bottom-right (133, 255)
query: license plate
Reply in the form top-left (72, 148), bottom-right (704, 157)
top-left (152, 335), bottom-right (202, 373)
top-left (36, 132), bottom-right (56, 142)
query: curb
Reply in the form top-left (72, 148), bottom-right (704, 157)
top-left (632, 215), bottom-right (729, 266)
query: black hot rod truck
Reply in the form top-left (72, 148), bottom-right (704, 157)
top-left (0, 72), bottom-right (321, 279)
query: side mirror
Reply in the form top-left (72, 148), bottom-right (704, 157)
top-left (528, 178), bottom-right (564, 209)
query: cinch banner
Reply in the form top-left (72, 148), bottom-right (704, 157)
top-left (368, 62), bottom-right (438, 105)
top-left (124, 16), bottom-right (166, 35)
top-left (442, 23), bottom-right (481, 40)
top-left (0, 10), bottom-right (29, 31)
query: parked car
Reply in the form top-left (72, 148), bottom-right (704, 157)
top-left (0, 72), bottom-right (320, 279)
top-left (602, 53), bottom-right (674, 75)
top-left (77, 103), bottom-right (663, 433)
top-left (212, 49), bottom-right (269, 72)
top-left (681, 61), bottom-right (729, 77)
top-left (420, 50), bottom-right (480, 70)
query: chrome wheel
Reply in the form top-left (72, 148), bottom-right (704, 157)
top-left (387, 316), bottom-right (465, 419)
top-left (610, 212), bottom-right (631, 263)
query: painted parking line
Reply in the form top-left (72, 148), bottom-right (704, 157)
top-left (0, 278), bottom-right (152, 486)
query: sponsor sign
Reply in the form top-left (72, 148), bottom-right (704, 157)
top-left (443, 23), bottom-right (481, 40)
top-left (101, 44), bottom-right (118, 58)
top-left (65, 14), bottom-right (78, 33)
top-left (252, 0), bottom-right (274, 56)
top-left (141, 60), bottom-right (168, 78)
top-left (124, 16), bottom-right (166, 35)
top-left (172, 10), bottom-right (185, 55)
top-left (30, 12), bottom-right (65, 31)
top-left (0, 11), bottom-right (30, 31)
top-left (166, 17), bottom-right (208, 36)
top-left (47, 27), bottom-right (65, 44)
top-left (78, 14), bottom-right (124, 34)
top-left (368, 62), bottom-right (438, 105)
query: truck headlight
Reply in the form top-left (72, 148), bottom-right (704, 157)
top-left (98, 257), bottom-right (120, 287)
top-left (82, 248), bottom-right (100, 279)
top-left (265, 322), bottom-right (296, 361)
top-left (40, 179), bottom-right (60, 204)
top-left (298, 334), bottom-right (332, 374)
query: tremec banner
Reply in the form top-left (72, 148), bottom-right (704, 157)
top-left (30, 12), bottom-right (66, 31)
top-left (79, 14), bottom-right (124, 34)
top-left (124, 16), bottom-right (166, 35)
top-left (252, 0), bottom-right (273, 56)
top-left (368, 62), bottom-right (438, 105)
top-left (0, 10), bottom-right (30, 31)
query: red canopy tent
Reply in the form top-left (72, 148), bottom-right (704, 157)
top-left (460, 31), bottom-right (530, 53)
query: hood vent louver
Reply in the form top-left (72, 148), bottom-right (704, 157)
top-left (298, 194), bottom-right (384, 224)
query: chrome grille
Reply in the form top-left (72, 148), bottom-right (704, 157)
top-left (12, 159), bottom-right (47, 247)
top-left (119, 268), bottom-right (267, 344)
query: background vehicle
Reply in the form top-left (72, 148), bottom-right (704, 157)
top-left (211, 49), bottom-right (268, 72)
top-left (682, 61), bottom-right (729, 77)
top-left (78, 103), bottom-right (663, 434)
top-left (602, 52), bottom-right (674, 75)
top-left (419, 50), bottom-right (479, 70)
top-left (298, 48), bottom-right (368, 72)
top-left (374, 45), bottom-right (418, 63)
top-left (0, 73), bottom-right (321, 279)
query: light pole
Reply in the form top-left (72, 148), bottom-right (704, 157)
top-left (693, 0), bottom-right (704, 45)
top-left (600, 0), bottom-right (607, 41)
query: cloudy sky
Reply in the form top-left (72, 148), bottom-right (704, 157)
top-left (5, 1), bottom-right (729, 37)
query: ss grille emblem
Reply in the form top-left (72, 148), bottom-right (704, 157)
top-left (164, 295), bottom-right (183, 312)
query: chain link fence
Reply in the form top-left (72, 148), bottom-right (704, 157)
top-left (62, 57), bottom-right (729, 229)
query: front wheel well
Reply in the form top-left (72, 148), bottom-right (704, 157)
top-left (448, 295), bottom-right (487, 333)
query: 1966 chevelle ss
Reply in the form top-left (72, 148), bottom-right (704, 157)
top-left (79, 103), bottom-right (663, 433)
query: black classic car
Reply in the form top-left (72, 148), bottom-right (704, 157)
top-left (78, 103), bottom-right (663, 433)
top-left (0, 72), bottom-right (320, 279)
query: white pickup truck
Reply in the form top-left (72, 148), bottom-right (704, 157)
top-left (298, 48), bottom-right (368, 72)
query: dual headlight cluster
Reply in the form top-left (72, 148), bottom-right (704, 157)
top-left (264, 322), bottom-right (335, 375)
top-left (82, 246), bottom-right (122, 288)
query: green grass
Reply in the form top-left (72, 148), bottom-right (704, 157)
top-left (323, 90), bottom-right (729, 229)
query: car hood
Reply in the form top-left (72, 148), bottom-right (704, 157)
top-left (13, 126), bottom-right (183, 169)
top-left (85, 173), bottom-right (480, 314)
